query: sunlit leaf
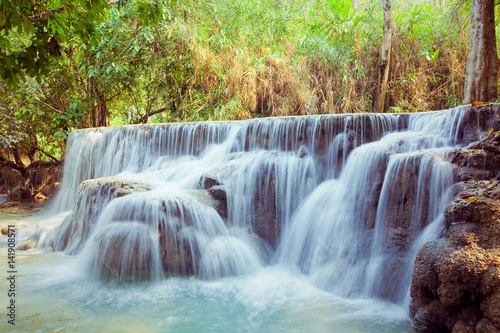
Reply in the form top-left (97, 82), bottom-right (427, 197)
top-left (54, 131), bottom-right (67, 139)
top-left (465, 197), bottom-right (477, 205)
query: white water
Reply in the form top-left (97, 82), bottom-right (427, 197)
top-left (1, 107), bottom-right (493, 331)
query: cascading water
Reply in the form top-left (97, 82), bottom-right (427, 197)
top-left (6, 106), bottom-right (498, 332)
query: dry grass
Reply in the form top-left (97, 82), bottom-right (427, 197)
top-left (189, 32), bottom-right (468, 119)
top-left (154, 0), bottom-right (474, 121)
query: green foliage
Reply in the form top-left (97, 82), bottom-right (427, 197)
top-left (0, 0), bottom-right (486, 160)
top-left (0, 0), bottom-right (109, 86)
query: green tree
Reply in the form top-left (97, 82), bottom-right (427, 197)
top-left (0, 0), bottom-right (108, 86)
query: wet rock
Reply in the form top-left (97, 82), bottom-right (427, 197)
top-left (207, 185), bottom-right (228, 218)
top-left (34, 192), bottom-right (47, 202)
top-left (452, 132), bottom-right (500, 182)
top-left (412, 299), bottom-right (449, 333)
top-left (476, 318), bottom-right (500, 333)
top-left (0, 200), bottom-right (42, 214)
top-left (16, 239), bottom-right (37, 251)
top-left (201, 165), bottom-right (235, 189)
top-left (158, 190), bottom-right (222, 276)
top-left (93, 221), bottom-right (158, 281)
top-left (297, 145), bottom-right (309, 158)
top-left (89, 189), bottom-right (227, 279)
top-left (454, 104), bottom-right (500, 146)
top-left (452, 320), bottom-right (476, 333)
top-left (1, 160), bottom-right (63, 201)
top-left (481, 292), bottom-right (500, 328)
top-left (201, 165), bottom-right (235, 220)
top-left (411, 181), bottom-right (500, 332)
top-left (51, 177), bottom-right (152, 254)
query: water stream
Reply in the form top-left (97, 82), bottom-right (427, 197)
top-left (1, 107), bottom-right (494, 332)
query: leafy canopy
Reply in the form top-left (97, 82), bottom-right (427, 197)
top-left (0, 0), bottom-right (108, 86)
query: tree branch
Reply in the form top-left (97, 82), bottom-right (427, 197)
top-left (0, 8), bottom-right (64, 32)
top-left (134, 107), bottom-right (168, 124)
top-left (19, 142), bottom-right (62, 165)
top-left (106, 82), bottom-right (133, 102)
top-left (28, 8), bottom-right (64, 21)
top-left (0, 159), bottom-right (27, 176)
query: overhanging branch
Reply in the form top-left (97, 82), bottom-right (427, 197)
top-left (19, 141), bottom-right (62, 165)
top-left (28, 8), bottom-right (64, 21)
top-left (0, 7), bottom-right (64, 32)
top-left (134, 107), bottom-right (168, 124)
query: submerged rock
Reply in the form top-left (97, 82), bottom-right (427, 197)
top-left (92, 221), bottom-right (160, 282)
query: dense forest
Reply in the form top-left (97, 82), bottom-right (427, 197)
top-left (0, 0), bottom-right (497, 164)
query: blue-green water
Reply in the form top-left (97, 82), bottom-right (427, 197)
top-left (0, 213), bottom-right (414, 333)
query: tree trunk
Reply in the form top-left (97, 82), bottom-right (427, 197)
top-left (464, 0), bottom-right (499, 104)
top-left (88, 79), bottom-right (107, 127)
top-left (88, 77), bottom-right (97, 127)
top-left (11, 144), bottom-right (28, 178)
top-left (27, 135), bottom-right (38, 163)
top-left (97, 90), bottom-right (107, 127)
top-left (373, 0), bottom-right (392, 113)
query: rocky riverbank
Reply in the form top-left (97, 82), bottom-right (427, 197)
top-left (410, 132), bottom-right (500, 333)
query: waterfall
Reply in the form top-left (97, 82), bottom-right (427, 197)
top-left (37, 106), bottom-right (495, 307)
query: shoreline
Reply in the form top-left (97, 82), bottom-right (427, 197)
top-left (0, 200), bottom-right (46, 216)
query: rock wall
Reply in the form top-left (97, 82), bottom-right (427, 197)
top-left (411, 132), bottom-right (500, 333)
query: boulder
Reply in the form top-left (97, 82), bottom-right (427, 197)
top-left (51, 177), bottom-right (152, 254)
top-left (92, 221), bottom-right (159, 281)
top-left (410, 181), bottom-right (500, 332)
top-left (452, 129), bottom-right (500, 175)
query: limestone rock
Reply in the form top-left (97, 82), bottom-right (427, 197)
top-left (411, 181), bottom-right (500, 332)
top-left (481, 292), bottom-right (500, 328)
top-left (476, 318), bottom-right (500, 333)
top-left (452, 132), bottom-right (500, 182)
top-left (452, 320), bottom-right (477, 333)
top-left (51, 177), bottom-right (152, 254)
top-left (92, 221), bottom-right (158, 281)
